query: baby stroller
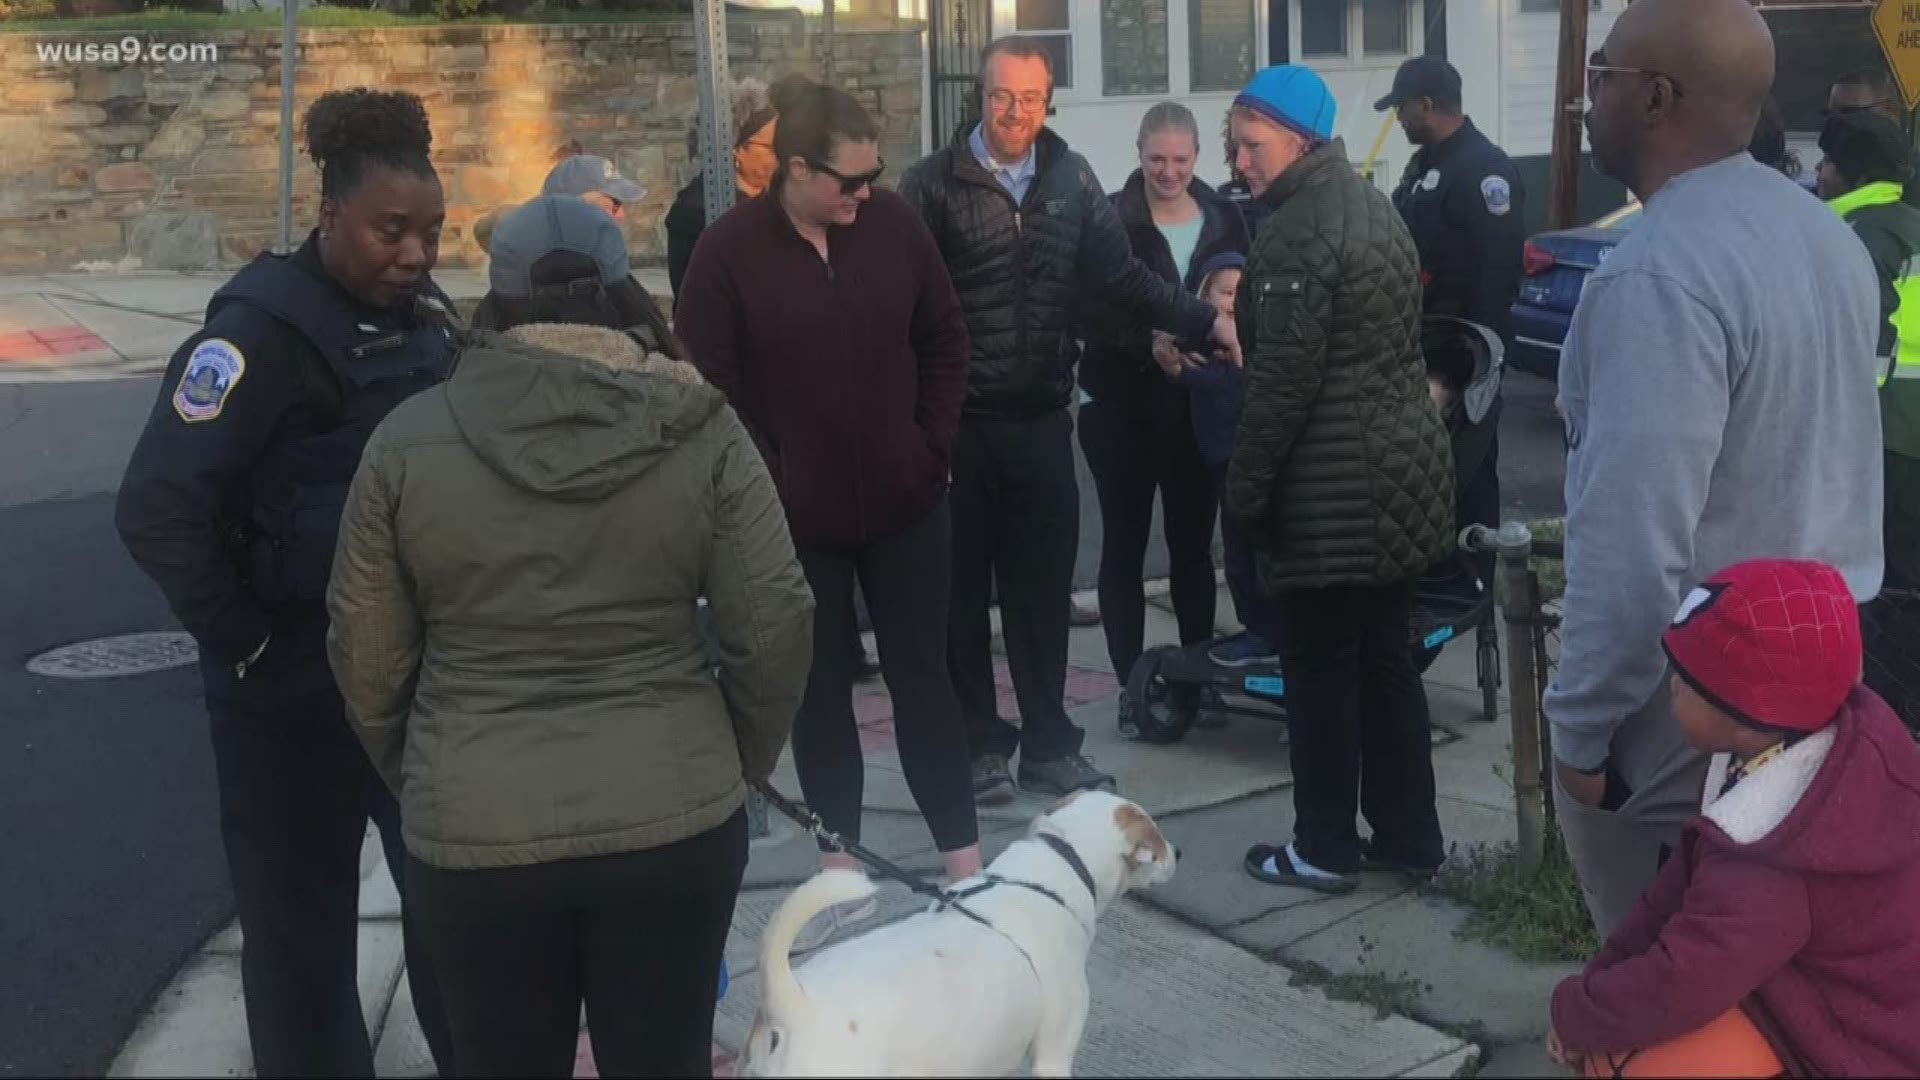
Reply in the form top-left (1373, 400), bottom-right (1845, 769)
top-left (1118, 315), bottom-right (1506, 743)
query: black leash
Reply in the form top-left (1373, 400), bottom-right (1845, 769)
top-left (750, 781), bottom-right (1097, 936)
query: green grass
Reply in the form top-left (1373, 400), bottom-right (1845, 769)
top-left (1428, 822), bottom-right (1600, 964)
top-left (0, 3), bottom-right (699, 33)
top-left (1528, 515), bottom-right (1567, 603)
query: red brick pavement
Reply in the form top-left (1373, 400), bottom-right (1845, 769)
top-left (0, 325), bottom-right (108, 362)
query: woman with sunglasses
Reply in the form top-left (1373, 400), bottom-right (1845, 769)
top-left (676, 77), bottom-right (984, 954)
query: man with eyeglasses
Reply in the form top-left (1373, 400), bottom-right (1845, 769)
top-left (1547, 0), bottom-right (1884, 936)
top-left (899, 35), bottom-right (1241, 803)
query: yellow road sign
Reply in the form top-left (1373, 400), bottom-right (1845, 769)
top-left (1873, 0), bottom-right (1920, 112)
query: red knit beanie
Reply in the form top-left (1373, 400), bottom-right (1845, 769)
top-left (1662, 559), bottom-right (1861, 734)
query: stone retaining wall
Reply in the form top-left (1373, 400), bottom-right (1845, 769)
top-left (0, 14), bottom-right (925, 272)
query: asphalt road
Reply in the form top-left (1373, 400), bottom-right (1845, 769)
top-left (0, 366), bottom-right (1565, 1077)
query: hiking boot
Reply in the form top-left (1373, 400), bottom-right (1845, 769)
top-left (1208, 632), bottom-right (1279, 668)
top-left (1017, 753), bottom-right (1117, 797)
top-left (789, 894), bottom-right (879, 955)
top-left (973, 753), bottom-right (1014, 804)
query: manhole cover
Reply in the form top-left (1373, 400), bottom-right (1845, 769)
top-left (26, 631), bottom-right (198, 679)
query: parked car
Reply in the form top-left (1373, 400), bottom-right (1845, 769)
top-left (1508, 202), bottom-right (1642, 381)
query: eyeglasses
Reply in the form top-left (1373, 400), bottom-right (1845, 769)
top-left (1586, 50), bottom-right (1684, 99)
top-left (987, 89), bottom-right (1048, 114)
top-left (807, 158), bottom-right (886, 195)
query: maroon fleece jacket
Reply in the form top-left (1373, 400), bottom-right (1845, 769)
top-left (673, 187), bottom-right (970, 551)
top-left (1551, 686), bottom-right (1920, 1075)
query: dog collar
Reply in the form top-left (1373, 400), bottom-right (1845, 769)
top-left (1036, 832), bottom-right (1098, 902)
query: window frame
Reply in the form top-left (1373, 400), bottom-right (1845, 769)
top-left (997, 0), bottom-right (1079, 95)
top-left (1100, 0), bottom-right (1173, 98)
top-left (1288, 0), bottom-right (1419, 69)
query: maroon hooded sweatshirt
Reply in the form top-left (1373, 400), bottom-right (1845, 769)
top-left (672, 186), bottom-right (970, 552)
top-left (1551, 685), bottom-right (1920, 1075)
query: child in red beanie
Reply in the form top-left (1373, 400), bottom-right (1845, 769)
top-left (1548, 558), bottom-right (1920, 1078)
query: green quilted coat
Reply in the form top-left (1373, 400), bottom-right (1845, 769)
top-left (1223, 139), bottom-right (1455, 592)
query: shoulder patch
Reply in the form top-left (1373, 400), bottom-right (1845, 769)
top-left (1481, 175), bottom-right (1512, 216)
top-left (171, 337), bottom-right (245, 423)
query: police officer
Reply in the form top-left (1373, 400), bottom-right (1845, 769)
top-left (1379, 57), bottom-right (1525, 588)
top-left (115, 88), bottom-right (455, 1079)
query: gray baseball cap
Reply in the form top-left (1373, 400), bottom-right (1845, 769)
top-left (541, 154), bottom-right (647, 203)
top-left (486, 195), bottom-right (630, 300)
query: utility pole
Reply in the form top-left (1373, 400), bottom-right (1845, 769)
top-left (1546, 0), bottom-right (1589, 230)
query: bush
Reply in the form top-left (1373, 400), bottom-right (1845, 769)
top-left (0, 0), bottom-right (57, 20)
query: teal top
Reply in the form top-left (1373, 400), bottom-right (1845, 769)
top-left (1158, 215), bottom-right (1204, 284)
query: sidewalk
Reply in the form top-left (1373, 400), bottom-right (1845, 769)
top-left (109, 587), bottom-right (1574, 1079)
top-left (0, 267), bottom-right (673, 383)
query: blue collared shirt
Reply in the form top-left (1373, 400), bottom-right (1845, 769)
top-left (970, 123), bottom-right (1036, 204)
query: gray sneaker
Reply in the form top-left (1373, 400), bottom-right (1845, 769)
top-left (973, 753), bottom-right (1014, 804)
top-left (789, 894), bottom-right (879, 955)
top-left (1017, 754), bottom-right (1116, 797)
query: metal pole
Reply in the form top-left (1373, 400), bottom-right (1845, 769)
top-left (1546, 0), bottom-right (1588, 230)
top-left (277, 0), bottom-right (296, 254)
top-left (1492, 522), bottom-right (1545, 872)
top-left (693, 0), bottom-right (736, 229)
top-left (821, 0), bottom-right (836, 82)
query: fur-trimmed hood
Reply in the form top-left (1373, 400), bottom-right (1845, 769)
top-left (444, 323), bottom-right (725, 501)
top-left (1696, 685), bottom-right (1920, 877)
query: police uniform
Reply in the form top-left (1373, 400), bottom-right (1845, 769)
top-left (115, 231), bottom-right (455, 1078)
top-left (1391, 117), bottom-right (1525, 586)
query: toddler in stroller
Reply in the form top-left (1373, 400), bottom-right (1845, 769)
top-left (1117, 270), bottom-right (1505, 742)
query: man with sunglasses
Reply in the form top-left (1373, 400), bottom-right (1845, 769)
top-left (899, 36), bottom-right (1241, 803)
top-left (1547, 0), bottom-right (1884, 937)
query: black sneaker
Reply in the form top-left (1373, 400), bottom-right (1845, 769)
top-left (1017, 754), bottom-right (1116, 797)
top-left (973, 753), bottom-right (1014, 804)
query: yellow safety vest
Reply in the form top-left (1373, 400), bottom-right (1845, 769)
top-left (1830, 181), bottom-right (1920, 389)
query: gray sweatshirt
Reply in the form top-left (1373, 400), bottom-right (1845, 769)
top-left (1546, 153), bottom-right (1884, 771)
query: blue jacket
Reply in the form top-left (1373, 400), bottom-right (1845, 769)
top-left (1181, 250), bottom-right (1250, 469)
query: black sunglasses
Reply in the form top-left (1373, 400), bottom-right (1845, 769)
top-left (807, 158), bottom-right (886, 195)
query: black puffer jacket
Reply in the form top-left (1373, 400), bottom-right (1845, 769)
top-left (899, 128), bottom-right (1219, 418)
top-left (1224, 140), bottom-right (1455, 591)
top-left (1079, 171), bottom-right (1250, 404)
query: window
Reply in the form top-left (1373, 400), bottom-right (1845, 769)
top-left (1518, 0), bottom-right (1603, 12)
top-left (1103, 0), bottom-right (1169, 96)
top-left (1189, 0), bottom-right (1257, 92)
top-left (1014, 0), bottom-right (1074, 88)
top-left (1296, 0), bottom-right (1414, 62)
top-left (1300, 0), bottom-right (1346, 56)
top-left (1361, 0), bottom-right (1407, 54)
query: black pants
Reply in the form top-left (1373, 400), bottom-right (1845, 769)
top-left (795, 499), bottom-right (979, 853)
top-left (1272, 581), bottom-right (1444, 873)
top-left (1211, 464), bottom-right (1285, 647)
top-left (407, 810), bottom-right (748, 1079)
top-left (206, 685), bottom-right (453, 1079)
top-left (949, 409), bottom-right (1083, 763)
top-left (1079, 390), bottom-right (1218, 679)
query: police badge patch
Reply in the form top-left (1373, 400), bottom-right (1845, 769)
top-left (1421, 169), bottom-right (1442, 192)
top-left (1481, 175), bottom-right (1513, 216)
top-left (172, 338), bottom-right (245, 423)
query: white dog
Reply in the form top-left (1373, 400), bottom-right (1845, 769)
top-left (737, 790), bottom-right (1177, 1078)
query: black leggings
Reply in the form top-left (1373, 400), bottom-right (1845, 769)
top-left (1079, 388), bottom-right (1219, 679)
top-left (794, 497), bottom-right (980, 853)
top-left (407, 810), bottom-right (747, 1079)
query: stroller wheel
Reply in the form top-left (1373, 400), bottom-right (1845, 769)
top-left (1121, 646), bottom-right (1199, 745)
top-left (1476, 625), bottom-right (1502, 723)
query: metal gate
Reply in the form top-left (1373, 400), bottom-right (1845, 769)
top-left (926, 0), bottom-right (989, 150)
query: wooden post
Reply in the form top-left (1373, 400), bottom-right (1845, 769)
top-left (1547, 0), bottom-right (1590, 230)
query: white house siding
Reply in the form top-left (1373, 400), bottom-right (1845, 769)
top-left (1497, 0), bottom-right (1623, 159)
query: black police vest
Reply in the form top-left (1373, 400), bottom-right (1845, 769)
top-left (210, 255), bottom-right (455, 605)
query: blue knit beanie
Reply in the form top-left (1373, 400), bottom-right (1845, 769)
top-left (1233, 66), bottom-right (1336, 143)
